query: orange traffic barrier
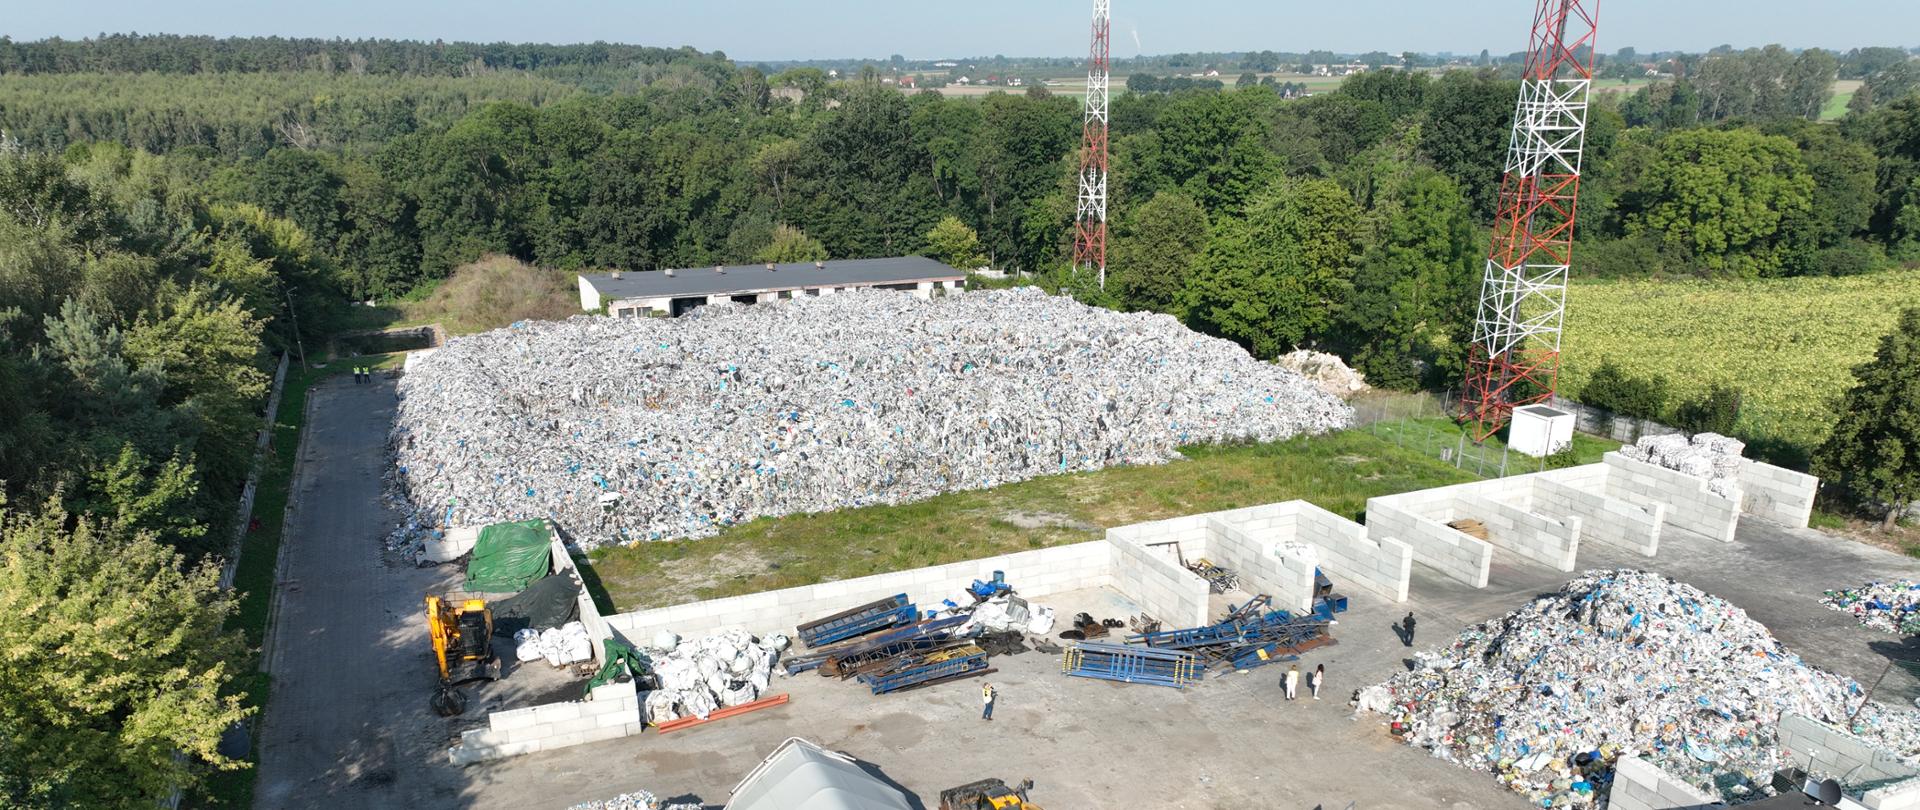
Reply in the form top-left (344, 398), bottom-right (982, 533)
top-left (653, 693), bottom-right (790, 734)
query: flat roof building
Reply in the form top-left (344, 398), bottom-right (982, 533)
top-left (577, 256), bottom-right (968, 318)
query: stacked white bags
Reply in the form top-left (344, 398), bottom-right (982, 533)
top-left (640, 629), bottom-right (789, 723)
top-left (1618, 431), bottom-right (1745, 498)
top-left (513, 621), bottom-right (594, 667)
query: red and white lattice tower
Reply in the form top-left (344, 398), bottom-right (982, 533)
top-left (1462, 0), bottom-right (1598, 441)
top-left (1073, 0), bottom-right (1111, 287)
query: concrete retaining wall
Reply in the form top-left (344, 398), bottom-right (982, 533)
top-left (1363, 499), bottom-right (1492, 588)
top-left (1603, 452), bottom-right (1741, 543)
top-left (1535, 477), bottom-right (1665, 557)
top-left (1458, 493), bottom-right (1582, 572)
top-left (1107, 522), bottom-right (1212, 630)
top-left (451, 679), bottom-right (641, 765)
top-left (602, 541), bottom-right (1114, 642)
top-left (1292, 502), bottom-right (1411, 603)
top-left (1779, 714), bottom-right (1920, 793)
top-left (1607, 756), bottom-right (1723, 810)
top-left (1738, 459), bottom-right (1818, 529)
top-left (1205, 516), bottom-right (1316, 612)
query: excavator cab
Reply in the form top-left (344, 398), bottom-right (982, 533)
top-left (426, 595), bottom-right (501, 716)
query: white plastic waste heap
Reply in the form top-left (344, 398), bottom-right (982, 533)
top-left (388, 287), bottom-right (1352, 549)
top-left (1355, 570), bottom-right (1920, 808)
top-left (1617, 432), bottom-right (1746, 499)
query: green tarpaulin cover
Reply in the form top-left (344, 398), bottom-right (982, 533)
top-left (463, 520), bottom-right (551, 593)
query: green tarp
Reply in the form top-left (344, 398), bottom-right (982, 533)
top-left (463, 519), bottom-right (552, 593)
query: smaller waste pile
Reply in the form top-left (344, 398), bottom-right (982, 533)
top-left (1356, 570), bottom-right (1920, 808)
top-left (513, 621), bottom-right (593, 667)
top-left (1822, 581), bottom-right (1920, 635)
top-left (639, 629), bottom-right (788, 724)
top-left (1275, 349), bottom-right (1368, 398)
top-left (568, 790), bottom-right (699, 810)
top-left (1617, 432), bottom-right (1745, 498)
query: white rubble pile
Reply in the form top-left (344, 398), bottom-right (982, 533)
top-left (1275, 349), bottom-right (1368, 398)
top-left (512, 621), bottom-right (593, 667)
top-left (640, 629), bottom-right (788, 724)
top-left (1356, 570), bottom-right (1920, 808)
top-left (945, 593), bottom-right (1057, 636)
top-left (567, 790), bottom-right (699, 810)
top-left (1617, 432), bottom-right (1745, 499)
top-left (389, 288), bottom-right (1351, 548)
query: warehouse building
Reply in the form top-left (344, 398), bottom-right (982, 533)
top-left (577, 256), bottom-right (967, 318)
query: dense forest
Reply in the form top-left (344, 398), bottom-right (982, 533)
top-left (5, 32), bottom-right (1920, 804)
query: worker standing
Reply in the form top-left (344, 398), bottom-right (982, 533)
top-left (1402, 612), bottom-right (1417, 647)
top-left (1309, 664), bottom-right (1324, 700)
top-left (1283, 665), bottom-right (1299, 700)
top-left (981, 682), bottom-right (996, 721)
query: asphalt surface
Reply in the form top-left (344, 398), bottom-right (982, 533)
top-left (252, 375), bottom-right (1920, 809)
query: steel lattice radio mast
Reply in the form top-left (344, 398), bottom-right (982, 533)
top-left (1073, 0), bottom-right (1111, 288)
top-left (1461, 0), bottom-right (1598, 441)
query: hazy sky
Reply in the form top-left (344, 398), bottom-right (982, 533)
top-left (7, 1), bottom-right (1914, 62)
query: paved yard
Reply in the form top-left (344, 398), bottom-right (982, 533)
top-left (253, 380), bottom-right (1920, 809)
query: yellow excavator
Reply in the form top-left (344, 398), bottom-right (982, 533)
top-left (426, 595), bottom-right (501, 716)
top-left (939, 778), bottom-right (1041, 810)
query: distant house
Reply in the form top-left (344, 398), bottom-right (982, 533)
top-left (1204, 68), bottom-right (1221, 77)
top-left (1008, 77), bottom-right (1024, 87)
top-left (577, 256), bottom-right (967, 318)
top-left (933, 60), bottom-right (958, 68)
top-left (954, 76), bottom-right (971, 85)
top-left (899, 74), bottom-right (917, 88)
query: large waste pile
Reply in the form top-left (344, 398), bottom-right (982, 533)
top-left (640, 629), bottom-right (787, 724)
top-left (1355, 570), bottom-right (1920, 808)
top-left (1617, 432), bottom-right (1745, 499)
top-left (1822, 581), bottom-right (1920, 635)
top-left (389, 288), bottom-right (1350, 549)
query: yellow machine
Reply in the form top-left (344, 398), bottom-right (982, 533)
top-left (426, 595), bottom-right (501, 716)
top-left (938, 778), bottom-right (1041, 810)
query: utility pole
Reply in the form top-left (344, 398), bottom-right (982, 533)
top-left (1461, 0), bottom-right (1598, 441)
top-left (1072, 0), bottom-right (1111, 288)
top-left (282, 285), bottom-right (309, 369)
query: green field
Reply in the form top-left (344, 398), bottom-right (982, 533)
top-left (585, 429), bottom-right (1478, 612)
top-left (1823, 79), bottom-right (1866, 120)
top-left (1563, 270), bottom-right (1920, 456)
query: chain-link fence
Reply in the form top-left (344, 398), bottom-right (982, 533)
top-left (1350, 390), bottom-right (1594, 480)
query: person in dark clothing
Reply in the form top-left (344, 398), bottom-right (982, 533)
top-left (1402, 612), bottom-right (1417, 647)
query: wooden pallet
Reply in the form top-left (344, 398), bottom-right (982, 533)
top-left (1448, 519), bottom-right (1489, 540)
top-left (653, 693), bottom-right (790, 734)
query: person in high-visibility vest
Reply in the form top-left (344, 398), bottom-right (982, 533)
top-left (981, 682), bottom-right (996, 721)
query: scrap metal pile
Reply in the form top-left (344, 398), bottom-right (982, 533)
top-left (1617, 432), bottom-right (1745, 499)
top-left (388, 288), bottom-right (1351, 549)
top-left (638, 629), bottom-right (788, 724)
top-left (1355, 570), bottom-right (1920, 808)
top-left (1822, 580), bottom-right (1920, 635)
top-left (783, 576), bottom-right (1049, 694)
top-left (1062, 594), bottom-right (1338, 688)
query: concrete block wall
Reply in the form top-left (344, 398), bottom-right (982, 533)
top-left (1864, 776), bottom-right (1920, 810)
top-left (1737, 459), bottom-right (1818, 529)
top-left (1204, 516), bottom-right (1316, 612)
top-left (1535, 477), bottom-right (1665, 557)
top-left (1363, 499), bottom-right (1492, 588)
top-left (1779, 714), bottom-right (1920, 791)
top-left (1291, 502), bottom-right (1411, 603)
top-left (1458, 493), bottom-right (1582, 572)
top-left (549, 536), bottom-right (611, 661)
top-left (1603, 452), bottom-right (1741, 543)
top-left (450, 679), bottom-right (642, 765)
top-left (601, 540), bottom-right (1114, 643)
top-left (1607, 756), bottom-right (1724, 810)
top-left (1106, 525), bottom-right (1212, 629)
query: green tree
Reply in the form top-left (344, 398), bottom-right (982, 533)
top-left (1626, 128), bottom-right (1816, 276)
top-left (1342, 167), bottom-right (1477, 389)
top-left (1124, 89), bottom-right (1282, 213)
top-left (1179, 179), bottom-right (1362, 357)
top-left (0, 497), bottom-right (251, 807)
top-left (751, 223), bottom-right (828, 263)
top-left (923, 215), bottom-right (987, 270)
top-left (1815, 308), bottom-right (1920, 531)
top-left (1109, 191), bottom-right (1208, 313)
top-left (1418, 70), bottom-right (1517, 219)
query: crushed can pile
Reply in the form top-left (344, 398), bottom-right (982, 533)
top-left (1354, 570), bottom-right (1920, 808)
top-left (387, 287), bottom-right (1351, 550)
top-left (1821, 580), bottom-right (1920, 635)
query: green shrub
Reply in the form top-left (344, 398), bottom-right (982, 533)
top-left (1580, 359), bottom-right (1670, 421)
top-left (1671, 385), bottom-right (1743, 434)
